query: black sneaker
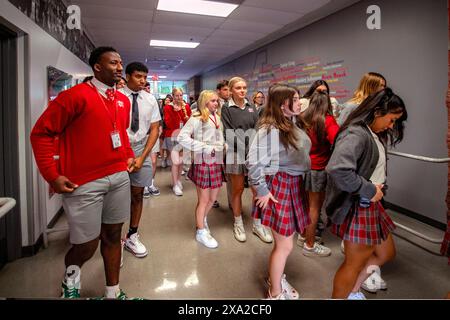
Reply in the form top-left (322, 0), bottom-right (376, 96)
top-left (212, 200), bottom-right (220, 208)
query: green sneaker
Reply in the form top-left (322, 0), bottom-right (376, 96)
top-left (61, 281), bottom-right (80, 299)
top-left (90, 290), bottom-right (144, 300)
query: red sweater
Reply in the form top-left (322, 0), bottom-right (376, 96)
top-left (163, 104), bottom-right (191, 138)
top-left (307, 115), bottom-right (340, 170)
top-left (30, 83), bottom-right (134, 186)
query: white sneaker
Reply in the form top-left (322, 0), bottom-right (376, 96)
top-left (265, 274), bottom-right (299, 299)
top-left (196, 229), bottom-right (218, 249)
top-left (361, 271), bottom-right (387, 293)
top-left (147, 185), bottom-right (160, 196)
top-left (347, 291), bottom-right (366, 300)
top-left (173, 185), bottom-right (183, 196)
top-left (181, 170), bottom-right (186, 176)
top-left (252, 224), bottom-right (273, 243)
top-left (266, 289), bottom-right (289, 300)
top-left (233, 223), bottom-right (246, 242)
top-left (297, 234), bottom-right (322, 247)
top-left (176, 180), bottom-right (183, 191)
top-left (124, 233), bottom-right (148, 258)
top-left (302, 242), bottom-right (332, 257)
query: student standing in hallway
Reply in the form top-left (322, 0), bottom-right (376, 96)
top-left (326, 88), bottom-right (407, 299)
top-left (221, 77), bottom-right (273, 244)
top-left (247, 84), bottom-right (311, 299)
top-left (300, 91), bottom-right (339, 257)
top-left (213, 80), bottom-right (230, 209)
top-left (163, 88), bottom-right (192, 196)
top-left (178, 90), bottom-right (226, 248)
top-left (30, 47), bottom-right (134, 299)
top-left (120, 62), bottom-right (161, 259)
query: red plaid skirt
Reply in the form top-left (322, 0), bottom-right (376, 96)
top-left (187, 162), bottom-right (225, 189)
top-left (252, 172), bottom-right (310, 237)
top-left (331, 201), bottom-right (395, 245)
top-left (440, 218), bottom-right (450, 264)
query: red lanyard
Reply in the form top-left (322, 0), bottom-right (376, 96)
top-left (209, 113), bottom-right (219, 129)
top-left (90, 81), bottom-right (118, 130)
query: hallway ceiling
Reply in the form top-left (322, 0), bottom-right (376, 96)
top-left (69, 0), bottom-right (360, 80)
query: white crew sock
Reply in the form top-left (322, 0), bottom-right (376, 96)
top-left (105, 284), bottom-right (120, 298)
top-left (253, 218), bottom-right (262, 226)
top-left (64, 265), bottom-right (81, 289)
top-left (234, 215), bottom-right (243, 225)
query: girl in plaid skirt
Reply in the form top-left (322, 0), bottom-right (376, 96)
top-left (325, 88), bottom-right (407, 299)
top-left (177, 90), bottom-right (226, 249)
top-left (247, 84), bottom-right (311, 299)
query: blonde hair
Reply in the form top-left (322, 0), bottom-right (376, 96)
top-left (252, 91), bottom-right (265, 104)
top-left (350, 72), bottom-right (386, 104)
top-left (172, 87), bottom-right (188, 117)
top-left (195, 90), bottom-right (221, 123)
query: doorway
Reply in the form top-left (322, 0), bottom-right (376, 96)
top-left (0, 23), bottom-right (21, 269)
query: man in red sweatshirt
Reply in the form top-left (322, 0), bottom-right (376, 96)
top-left (30, 47), bottom-right (135, 299)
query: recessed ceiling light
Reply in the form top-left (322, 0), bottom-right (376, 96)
top-left (150, 40), bottom-right (200, 48)
top-left (157, 0), bottom-right (238, 17)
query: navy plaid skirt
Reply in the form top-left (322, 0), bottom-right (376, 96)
top-left (252, 172), bottom-right (310, 237)
top-left (331, 201), bottom-right (396, 245)
top-left (187, 162), bottom-right (225, 189)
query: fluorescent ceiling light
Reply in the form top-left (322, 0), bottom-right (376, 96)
top-left (150, 40), bottom-right (199, 48)
top-left (159, 76), bottom-right (168, 79)
top-left (157, 0), bottom-right (238, 17)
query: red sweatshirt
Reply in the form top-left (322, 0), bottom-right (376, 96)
top-left (163, 103), bottom-right (191, 138)
top-left (307, 115), bottom-right (340, 170)
top-left (30, 83), bottom-right (134, 186)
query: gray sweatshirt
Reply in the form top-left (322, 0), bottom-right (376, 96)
top-left (324, 125), bottom-right (380, 224)
top-left (337, 101), bottom-right (360, 126)
top-left (246, 125), bottom-right (311, 197)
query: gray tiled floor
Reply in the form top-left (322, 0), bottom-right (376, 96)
top-left (0, 168), bottom-right (448, 299)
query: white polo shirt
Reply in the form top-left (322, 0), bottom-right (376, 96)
top-left (120, 86), bottom-right (161, 144)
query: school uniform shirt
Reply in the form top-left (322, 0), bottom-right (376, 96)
top-left (177, 112), bottom-right (225, 161)
top-left (163, 103), bottom-right (192, 139)
top-left (221, 98), bottom-right (259, 156)
top-left (367, 126), bottom-right (386, 185)
top-left (120, 87), bottom-right (161, 144)
top-left (246, 124), bottom-right (311, 197)
top-left (308, 115), bottom-right (340, 170)
top-left (30, 78), bottom-right (134, 186)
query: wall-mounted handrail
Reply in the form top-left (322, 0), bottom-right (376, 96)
top-left (387, 151), bottom-right (450, 163)
top-left (387, 150), bottom-right (449, 253)
top-left (0, 198), bottom-right (16, 219)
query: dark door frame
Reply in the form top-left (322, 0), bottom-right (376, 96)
top-left (0, 23), bottom-right (21, 267)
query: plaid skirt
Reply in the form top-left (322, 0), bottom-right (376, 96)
top-left (187, 162), bottom-right (225, 189)
top-left (252, 172), bottom-right (310, 237)
top-left (331, 201), bottom-right (396, 245)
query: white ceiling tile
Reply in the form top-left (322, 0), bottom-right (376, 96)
top-left (73, 4), bottom-right (154, 22)
top-left (71, 0), bottom-right (157, 10)
top-left (83, 18), bottom-right (151, 32)
top-left (153, 11), bottom-right (225, 28)
top-left (211, 29), bottom-right (265, 41)
top-left (151, 23), bottom-right (213, 39)
top-left (241, 0), bottom-right (330, 14)
top-left (220, 19), bottom-right (282, 34)
top-left (228, 6), bottom-right (302, 24)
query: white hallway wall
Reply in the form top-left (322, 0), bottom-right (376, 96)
top-left (0, 0), bottom-right (91, 246)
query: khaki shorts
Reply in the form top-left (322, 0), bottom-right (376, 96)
top-left (62, 171), bottom-right (130, 244)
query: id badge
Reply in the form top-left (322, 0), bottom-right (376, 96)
top-left (111, 131), bottom-right (122, 149)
